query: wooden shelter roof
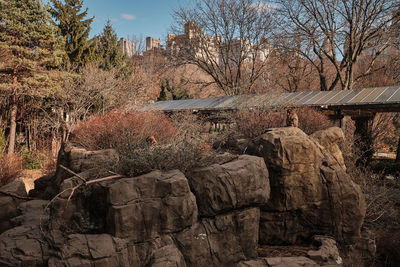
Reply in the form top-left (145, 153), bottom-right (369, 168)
top-left (147, 86), bottom-right (400, 114)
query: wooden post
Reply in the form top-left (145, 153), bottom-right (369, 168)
top-left (352, 114), bottom-right (375, 166)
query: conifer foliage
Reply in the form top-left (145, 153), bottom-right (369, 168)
top-left (97, 20), bottom-right (124, 71)
top-left (0, 0), bottom-right (65, 154)
top-left (49, 0), bottom-right (94, 66)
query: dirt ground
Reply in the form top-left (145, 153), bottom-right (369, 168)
top-left (21, 169), bottom-right (45, 193)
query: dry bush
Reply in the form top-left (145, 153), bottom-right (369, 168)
top-left (296, 107), bottom-right (334, 135)
top-left (234, 108), bottom-right (286, 138)
top-left (0, 154), bottom-right (23, 187)
top-left (370, 113), bottom-right (398, 152)
top-left (70, 111), bottom-right (178, 150)
top-left (376, 229), bottom-right (400, 267)
top-left (70, 110), bottom-right (215, 177)
top-left (233, 107), bottom-right (332, 139)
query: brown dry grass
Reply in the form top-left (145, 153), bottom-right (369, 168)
top-left (0, 154), bottom-right (23, 187)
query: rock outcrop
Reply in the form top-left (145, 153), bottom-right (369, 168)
top-left (105, 169), bottom-right (198, 241)
top-left (0, 178), bottom-right (27, 233)
top-left (250, 127), bottom-right (365, 245)
top-left (187, 155), bottom-right (270, 216)
top-left (0, 127), bottom-right (367, 266)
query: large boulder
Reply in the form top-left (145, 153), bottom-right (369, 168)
top-left (311, 127), bottom-right (346, 170)
top-left (30, 143), bottom-right (119, 199)
top-left (188, 155), bottom-right (270, 216)
top-left (0, 199), bottom-right (50, 266)
top-left (0, 178), bottom-right (27, 233)
top-left (105, 170), bottom-right (198, 242)
top-left (174, 207), bottom-right (260, 266)
top-left (251, 127), bottom-right (365, 245)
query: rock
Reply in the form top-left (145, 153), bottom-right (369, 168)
top-left (0, 178), bottom-right (27, 233)
top-left (255, 127), bottom-right (323, 171)
top-left (174, 223), bottom-right (213, 267)
top-left (188, 155), bottom-right (269, 216)
top-left (175, 208), bottom-right (260, 267)
top-left (62, 143), bottom-right (119, 173)
top-left (29, 173), bottom-right (55, 199)
top-left (106, 170), bottom-right (198, 242)
top-left (307, 236), bottom-right (342, 265)
top-left (150, 243), bottom-right (187, 267)
top-left (237, 258), bottom-right (269, 267)
top-left (33, 143), bottom-right (120, 199)
top-left (265, 256), bottom-right (320, 266)
top-left (0, 225), bottom-right (49, 266)
top-left (49, 234), bottom-right (131, 267)
top-left (250, 127), bottom-right (365, 245)
top-left (11, 200), bottom-right (48, 226)
top-left (311, 127), bottom-right (346, 170)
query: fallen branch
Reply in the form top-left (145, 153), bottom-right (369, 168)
top-left (59, 165), bottom-right (87, 183)
top-left (86, 174), bottom-right (124, 184)
top-left (0, 190), bottom-right (35, 200)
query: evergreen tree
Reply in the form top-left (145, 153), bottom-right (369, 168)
top-left (0, 0), bottom-right (65, 154)
top-left (157, 82), bottom-right (168, 101)
top-left (49, 0), bottom-right (94, 66)
top-left (97, 20), bottom-right (124, 71)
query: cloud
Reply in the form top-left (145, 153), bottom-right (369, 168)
top-left (250, 2), bottom-right (278, 12)
top-left (121, 13), bottom-right (136, 20)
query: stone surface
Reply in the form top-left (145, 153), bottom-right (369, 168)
top-left (237, 258), bottom-right (269, 267)
top-left (10, 200), bottom-right (48, 226)
top-left (251, 127), bottom-right (365, 245)
top-left (106, 170), bottom-right (198, 242)
top-left (0, 178), bottom-right (27, 233)
top-left (0, 225), bottom-right (48, 266)
top-left (307, 236), bottom-right (342, 266)
top-left (311, 127), bottom-right (346, 170)
top-left (175, 208), bottom-right (260, 266)
top-left (266, 256), bottom-right (319, 266)
top-left (188, 155), bottom-right (270, 216)
top-left (30, 143), bottom-right (119, 199)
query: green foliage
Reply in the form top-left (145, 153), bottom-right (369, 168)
top-left (21, 150), bottom-right (47, 169)
top-left (0, 0), bottom-right (65, 83)
top-left (157, 83), bottom-right (168, 101)
top-left (96, 20), bottom-right (125, 71)
top-left (0, 0), bottom-right (65, 153)
top-left (49, 0), bottom-right (95, 66)
top-left (157, 80), bottom-right (191, 101)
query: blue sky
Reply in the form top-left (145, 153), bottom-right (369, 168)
top-left (44, 0), bottom-right (188, 42)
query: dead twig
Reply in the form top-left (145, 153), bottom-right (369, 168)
top-left (0, 190), bottom-right (36, 200)
top-left (59, 165), bottom-right (87, 183)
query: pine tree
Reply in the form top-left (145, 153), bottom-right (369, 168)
top-left (97, 20), bottom-right (124, 71)
top-left (0, 0), bottom-right (65, 154)
top-left (49, 0), bottom-right (94, 66)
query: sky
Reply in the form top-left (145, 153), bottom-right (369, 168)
top-left (44, 0), bottom-right (189, 43)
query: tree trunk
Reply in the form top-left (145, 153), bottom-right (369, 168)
top-left (7, 103), bottom-right (17, 155)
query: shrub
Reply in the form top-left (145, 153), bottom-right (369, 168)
top-left (234, 108), bottom-right (285, 138)
top-left (22, 150), bottom-right (49, 170)
top-left (296, 107), bottom-right (333, 135)
top-left (233, 107), bottom-right (332, 138)
top-left (70, 110), bottom-right (215, 176)
top-left (70, 111), bottom-right (178, 150)
top-left (370, 160), bottom-right (400, 176)
top-left (0, 154), bottom-right (23, 187)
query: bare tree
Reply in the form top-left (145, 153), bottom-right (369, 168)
top-left (269, 48), bottom-right (318, 92)
top-left (171, 0), bottom-right (275, 95)
top-left (273, 0), bottom-right (400, 91)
